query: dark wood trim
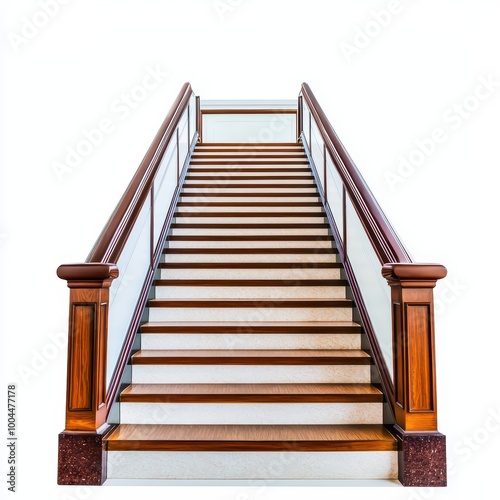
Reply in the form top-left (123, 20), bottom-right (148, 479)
top-left (183, 183), bottom-right (315, 189)
top-left (176, 201), bottom-right (323, 207)
top-left (170, 223), bottom-right (330, 229)
top-left (188, 167), bottom-right (311, 173)
top-left (131, 349), bottom-right (370, 366)
top-left (87, 83), bottom-right (194, 264)
top-left (180, 192), bottom-right (319, 198)
top-left (185, 175), bottom-right (313, 181)
top-left (139, 321), bottom-right (363, 334)
top-left (300, 83), bottom-right (411, 264)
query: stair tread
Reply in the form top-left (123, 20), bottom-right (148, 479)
top-left (140, 321), bottom-right (363, 334)
top-left (121, 383), bottom-right (383, 403)
top-left (163, 248), bottom-right (338, 254)
top-left (106, 424), bottom-right (397, 451)
top-left (131, 349), bottom-right (371, 365)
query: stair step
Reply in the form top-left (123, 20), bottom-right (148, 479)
top-left (190, 160), bottom-right (309, 165)
top-left (106, 424), bottom-right (396, 452)
top-left (120, 383), bottom-right (382, 403)
top-left (140, 332), bottom-right (360, 350)
top-left (162, 253), bottom-right (338, 264)
top-left (139, 321), bottom-right (363, 334)
top-left (187, 171), bottom-right (311, 177)
top-left (173, 217), bottom-right (327, 224)
top-left (177, 201), bottom-right (323, 207)
top-left (174, 211), bottom-right (324, 218)
top-left (163, 247), bottom-right (337, 254)
top-left (131, 349), bottom-right (369, 365)
top-left (170, 227), bottom-right (331, 237)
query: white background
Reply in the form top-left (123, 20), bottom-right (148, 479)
top-left (1, 0), bottom-right (500, 499)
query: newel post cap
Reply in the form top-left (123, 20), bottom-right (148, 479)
top-left (57, 263), bottom-right (119, 288)
top-left (382, 263), bottom-right (447, 287)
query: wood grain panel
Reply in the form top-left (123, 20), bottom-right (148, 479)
top-left (407, 304), bottom-right (434, 412)
top-left (68, 304), bottom-right (95, 411)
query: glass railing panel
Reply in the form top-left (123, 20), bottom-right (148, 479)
top-left (325, 150), bottom-right (344, 244)
top-left (310, 119), bottom-right (324, 193)
top-left (152, 139), bottom-right (178, 250)
top-left (345, 195), bottom-right (393, 379)
top-left (106, 192), bottom-right (152, 387)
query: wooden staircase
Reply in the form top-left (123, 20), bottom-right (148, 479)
top-left (105, 143), bottom-right (398, 481)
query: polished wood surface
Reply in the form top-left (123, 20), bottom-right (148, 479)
top-left (158, 262), bottom-right (341, 269)
top-left (383, 263), bottom-right (445, 431)
top-left (120, 383), bottom-right (383, 403)
top-left (139, 321), bottom-right (363, 334)
top-left (163, 247), bottom-right (338, 254)
top-left (131, 349), bottom-right (371, 365)
top-left (106, 424), bottom-right (396, 452)
top-left (148, 298), bottom-right (354, 309)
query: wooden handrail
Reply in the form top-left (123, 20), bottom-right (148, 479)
top-left (87, 82), bottom-right (193, 264)
top-left (300, 83), bottom-right (411, 265)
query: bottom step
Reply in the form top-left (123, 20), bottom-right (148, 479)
top-left (107, 450), bottom-right (398, 480)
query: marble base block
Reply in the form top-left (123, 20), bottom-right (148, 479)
top-left (396, 429), bottom-right (447, 487)
top-left (57, 427), bottom-right (111, 485)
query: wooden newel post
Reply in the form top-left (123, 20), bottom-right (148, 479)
top-left (56, 262), bottom-right (118, 485)
top-left (382, 262), bottom-right (448, 486)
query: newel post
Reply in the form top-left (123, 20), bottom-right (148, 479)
top-left (382, 263), bottom-right (447, 487)
top-left (56, 263), bottom-right (118, 485)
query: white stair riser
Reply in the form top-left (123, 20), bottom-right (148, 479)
top-left (185, 180), bottom-right (315, 186)
top-left (170, 228), bottom-right (330, 236)
top-left (140, 333), bottom-right (361, 350)
top-left (107, 451), bottom-right (398, 480)
top-left (162, 253), bottom-right (338, 263)
top-left (167, 240), bottom-right (334, 249)
top-left (132, 365), bottom-right (370, 384)
top-left (154, 286), bottom-right (345, 300)
top-left (188, 171), bottom-right (311, 177)
top-left (119, 403), bottom-right (382, 425)
top-left (182, 188), bottom-right (317, 194)
top-left (148, 307), bottom-right (352, 322)
top-left (160, 268), bottom-right (341, 280)
top-left (174, 217), bottom-right (326, 224)
top-left (176, 206), bottom-right (324, 213)
top-left (179, 196), bottom-right (319, 203)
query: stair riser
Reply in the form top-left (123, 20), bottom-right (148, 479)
top-left (173, 217), bottom-right (326, 224)
top-left (148, 307), bottom-right (352, 322)
top-left (185, 180), bottom-right (315, 186)
top-left (179, 196), bottom-right (320, 203)
top-left (119, 403), bottom-right (382, 425)
top-left (182, 188), bottom-right (318, 194)
top-left (132, 365), bottom-right (370, 384)
top-left (140, 333), bottom-right (361, 350)
top-left (107, 451), bottom-right (398, 480)
top-left (154, 286), bottom-right (346, 300)
top-left (170, 229), bottom-right (330, 236)
top-left (187, 172), bottom-right (311, 178)
top-left (160, 268), bottom-right (341, 279)
top-left (162, 254), bottom-right (338, 263)
top-left (176, 206), bottom-right (324, 213)
top-left (167, 240), bottom-right (334, 248)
